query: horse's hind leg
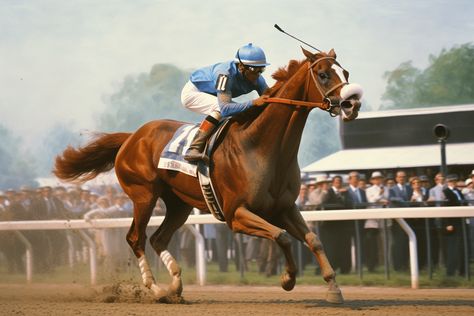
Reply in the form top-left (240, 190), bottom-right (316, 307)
top-left (149, 192), bottom-right (192, 298)
top-left (123, 184), bottom-right (167, 298)
top-left (277, 205), bottom-right (343, 304)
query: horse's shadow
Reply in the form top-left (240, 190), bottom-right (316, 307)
top-left (303, 299), bottom-right (474, 310)
top-left (187, 298), bottom-right (474, 310)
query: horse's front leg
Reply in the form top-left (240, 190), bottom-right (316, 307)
top-left (277, 205), bottom-right (344, 304)
top-left (230, 206), bottom-right (297, 291)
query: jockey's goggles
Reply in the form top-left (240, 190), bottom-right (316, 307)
top-left (244, 65), bottom-right (265, 74)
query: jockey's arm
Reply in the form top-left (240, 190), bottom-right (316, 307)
top-left (217, 91), bottom-right (253, 117)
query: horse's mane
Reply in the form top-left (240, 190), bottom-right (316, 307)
top-left (231, 59), bottom-right (307, 125)
top-left (267, 59), bottom-right (306, 96)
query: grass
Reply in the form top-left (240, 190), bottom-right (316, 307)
top-left (1, 260), bottom-right (472, 289)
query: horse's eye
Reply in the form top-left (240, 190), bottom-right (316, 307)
top-left (318, 72), bottom-right (328, 80)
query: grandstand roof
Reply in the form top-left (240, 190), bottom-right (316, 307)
top-left (302, 142), bottom-right (474, 173)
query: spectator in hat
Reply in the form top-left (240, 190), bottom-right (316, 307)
top-left (462, 178), bottom-right (473, 205)
top-left (306, 177), bottom-right (318, 198)
top-left (366, 171), bottom-right (388, 207)
top-left (364, 171), bottom-right (387, 272)
top-left (442, 174), bottom-right (468, 276)
top-left (307, 174), bottom-right (330, 209)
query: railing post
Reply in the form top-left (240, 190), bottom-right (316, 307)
top-left (14, 231), bottom-right (33, 284)
top-left (461, 218), bottom-right (470, 280)
top-left (77, 230), bottom-right (97, 286)
top-left (395, 218), bottom-right (419, 289)
top-left (187, 224), bottom-right (206, 285)
top-left (382, 219), bottom-right (390, 280)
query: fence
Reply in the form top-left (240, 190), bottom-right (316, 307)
top-left (0, 206), bottom-right (473, 289)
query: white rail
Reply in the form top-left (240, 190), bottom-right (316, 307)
top-left (1, 206), bottom-right (473, 289)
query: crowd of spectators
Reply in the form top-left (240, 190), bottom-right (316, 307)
top-left (0, 184), bottom-right (134, 275)
top-left (0, 168), bottom-right (473, 279)
top-left (0, 184), bottom-right (270, 276)
top-left (298, 169), bottom-right (474, 277)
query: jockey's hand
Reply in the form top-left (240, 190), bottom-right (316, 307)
top-left (253, 95), bottom-right (269, 107)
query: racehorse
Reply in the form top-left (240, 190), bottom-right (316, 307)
top-left (53, 47), bottom-right (363, 304)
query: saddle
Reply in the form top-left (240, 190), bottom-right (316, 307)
top-left (157, 120), bottom-right (230, 221)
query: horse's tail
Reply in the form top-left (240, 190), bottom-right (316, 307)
top-left (53, 132), bottom-right (132, 183)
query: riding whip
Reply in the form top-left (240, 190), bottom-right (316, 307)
top-left (274, 24), bottom-right (321, 52)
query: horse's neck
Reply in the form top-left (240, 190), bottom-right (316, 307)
top-left (245, 66), bottom-right (310, 163)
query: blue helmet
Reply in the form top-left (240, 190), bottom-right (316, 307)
top-left (234, 43), bottom-right (270, 67)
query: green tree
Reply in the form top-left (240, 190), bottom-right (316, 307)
top-left (381, 43), bottom-right (474, 109)
top-left (381, 61), bottom-right (420, 109)
top-left (98, 63), bottom-right (200, 132)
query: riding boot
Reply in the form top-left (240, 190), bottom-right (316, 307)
top-left (184, 115), bottom-right (219, 163)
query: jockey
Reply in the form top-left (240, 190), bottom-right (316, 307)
top-left (181, 43), bottom-right (270, 162)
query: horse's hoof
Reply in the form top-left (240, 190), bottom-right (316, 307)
top-left (326, 289), bottom-right (344, 304)
top-left (150, 283), bottom-right (168, 299)
top-left (280, 272), bottom-right (296, 291)
top-left (167, 277), bottom-right (183, 297)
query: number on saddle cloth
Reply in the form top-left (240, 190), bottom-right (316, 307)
top-left (157, 119), bottom-right (231, 177)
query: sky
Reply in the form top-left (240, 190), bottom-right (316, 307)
top-left (1, 0), bottom-right (473, 145)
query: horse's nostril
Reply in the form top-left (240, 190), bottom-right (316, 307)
top-left (341, 100), bottom-right (352, 109)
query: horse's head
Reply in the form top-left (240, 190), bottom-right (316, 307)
top-left (302, 47), bottom-right (363, 121)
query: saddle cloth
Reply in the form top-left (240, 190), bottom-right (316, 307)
top-left (157, 124), bottom-right (199, 177)
top-left (157, 120), bottom-right (230, 222)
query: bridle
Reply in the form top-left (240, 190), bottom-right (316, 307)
top-left (264, 56), bottom-right (348, 116)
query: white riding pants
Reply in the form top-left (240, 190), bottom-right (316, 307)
top-left (181, 81), bottom-right (221, 117)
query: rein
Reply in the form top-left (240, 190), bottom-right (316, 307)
top-left (263, 56), bottom-right (348, 116)
top-left (262, 96), bottom-right (330, 110)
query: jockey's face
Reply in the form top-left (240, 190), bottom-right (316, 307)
top-left (238, 63), bottom-right (264, 84)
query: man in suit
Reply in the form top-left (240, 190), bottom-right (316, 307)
top-left (389, 170), bottom-right (412, 271)
top-left (344, 171), bottom-right (368, 273)
top-left (319, 175), bottom-right (352, 274)
top-left (442, 174), bottom-right (467, 276)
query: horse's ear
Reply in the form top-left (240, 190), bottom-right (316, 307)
top-left (301, 46), bottom-right (315, 61)
top-left (328, 48), bottom-right (337, 59)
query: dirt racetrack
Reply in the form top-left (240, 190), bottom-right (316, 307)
top-left (1, 283), bottom-right (473, 316)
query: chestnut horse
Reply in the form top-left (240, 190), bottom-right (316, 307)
top-left (54, 47), bottom-right (362, 303)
